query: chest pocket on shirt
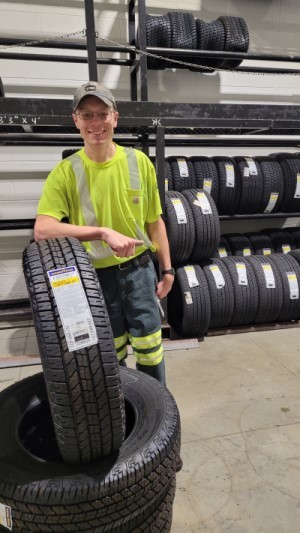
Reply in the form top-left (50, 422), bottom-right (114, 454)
top-left (125, 189), bottom-right (143, 220)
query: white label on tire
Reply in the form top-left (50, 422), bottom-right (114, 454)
top-left (262, 263), bottom-right (276, 288)
top-left (171, 198), bottom-right (187, 224)
top-left (243, 248), bottom-right (251, 257)
top-left (264, 192), bottom-right (279, 213)
top-left (209, 265), bottom-right (225, 289)
top-left (282, 244), bottom-right (291, 254)
top-left (0, 503), bottom-right (12, 531)
top-left (236, 262), bottom-right (248, 286)
top-left (294, 174), bottom-right (300, 198)
top-left (219, 247), bottom-right (228, 258)
top-left (262, 248), bottom-right (272, 256)
top-left (177, 158), bottom-right (189, 177)
top-left (184, 266), bottom-right (199, 287)
top-left (225, 164), bottom-right (235, 187)
top-left (245, 157), bottom-right (258, 175)
top-left (47, 266), bottom-right (98, 352)
top-left (287, 272), bottom-right (299, 299)
top-left (193, 192), bottom-right (212, 214)
top-left (165, 179), bottom-right (168, 191)
top-left (203, 179), bottom-right (212, 194)
top-left (184, 291), bottom-right (193, 305)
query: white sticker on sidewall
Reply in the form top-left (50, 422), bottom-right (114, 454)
top-left (262, 263), bottom-right (276, 288)
top-left (184, 291), bottom-right (193, 305)
top-left (193, 192), bottom-right (212, 214)
top-left (0, 503), bottom-right (12, 531)
top-left (235, 262), bottom-right (248, 286)
top-left (171, 198), bottom-right (187, 224)
top-left (243, 248), bottom-right (251, 257)
top-left (262, 248), bottom-right (272, 256)
top-left (287, 272), bottom-right (299, 299)
top-left (218, 247), bottom-right (228, 258)
top-left (225, 164), bottom-right (235, 188)
top-left (209, 265), bottom-right (225, 289)
top-left (282, 244), bottom-right (291, 254)
top-left (203, 179), bottom-right (212, 194)
top-left (244, 157), bottom-right (258, 175)
top-left (184, 266), bottom-right (199, 287)
top-left (294, 174), bottom-right (300, 198)
top-left (47, 266), bottom-right (98, 352)
top-left (264, 192), bottom-right (279, 213)
top-left (177, 158), bottom-right (189, 178)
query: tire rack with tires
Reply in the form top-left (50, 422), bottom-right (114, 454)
top-left (23, 237), bottom-right (126, 465)
top-left (0, 368), bottom-right (181, 532)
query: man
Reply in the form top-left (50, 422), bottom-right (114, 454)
top-left (34, 81), bottom-right (175, 384)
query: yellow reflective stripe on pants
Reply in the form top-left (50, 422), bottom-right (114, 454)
top-left (129, 329), bottom-right (162, 350)
top-left (129, 328), bottom-right (163, 366)
top-left (114, 332), bottom-right (128, 361)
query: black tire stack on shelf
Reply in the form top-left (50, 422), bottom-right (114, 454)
top-left (144, 12), bottom-right (249, 71)
top-left (0, 237), bottom-right (182, 531)
top-left (164, 151), bottom-right (300, 339)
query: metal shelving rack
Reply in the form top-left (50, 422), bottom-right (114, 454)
top-left (1, 0), bottom-right (300, 315)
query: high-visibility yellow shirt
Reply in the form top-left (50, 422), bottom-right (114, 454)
top-left (37, 144), bottom-right (162, 268)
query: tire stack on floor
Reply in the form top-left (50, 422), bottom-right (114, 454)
top-left (0, 237), bottom-right (181, 532)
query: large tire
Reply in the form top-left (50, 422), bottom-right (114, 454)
top-left (182, 188), bottom-right (220, 262)
top-left (223, 232), bottom-right (254, 256)
top-left (221, 256), bottom-right (259, 326)
top-left (144, 14), bottom-right (172, 70)
top-left (190, 156), bottom-right (219, 206)
top-left (203, 258), bottom-right (235, 328)
top-left (0, 369), bottom-right (181, 532)
top-left (167, 264), bottom-right (211, 338)
top-left (245, 255), bottom-right (284, 324)
top-left (168, 156), bottom-right (197, 191)
top-left (22, 237), bottom-right (125, 465)
top-left (268, 253), bottom-right (300, 322)
top-left (212, 156), bottom-right (241, 215)
top-left (165, 190), bottom-right (195, 265)
top-left (234, 156), bottom-right (264, 214)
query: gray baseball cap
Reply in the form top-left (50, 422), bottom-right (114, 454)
top-left (73, 82), bottom-right (116, 111)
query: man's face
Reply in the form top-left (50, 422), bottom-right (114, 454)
top-left (72, 95), bottom-right (118, 148)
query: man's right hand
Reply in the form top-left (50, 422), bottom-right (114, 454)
top-left (100, 227), bottom-right (144, 258)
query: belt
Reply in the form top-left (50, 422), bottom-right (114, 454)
top-left (102, 251), bottom-right (151, 271)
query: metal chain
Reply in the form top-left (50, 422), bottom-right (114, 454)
top-left (0, 28), bottom-right (299, 76)
top-left (97, 35), bottom-right (300, 77)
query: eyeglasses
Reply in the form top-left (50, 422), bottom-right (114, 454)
top-left (75, 111), bottom-right (114, 122)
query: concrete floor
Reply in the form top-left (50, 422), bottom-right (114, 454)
top-left (1, 322), bottom-right (300, 532)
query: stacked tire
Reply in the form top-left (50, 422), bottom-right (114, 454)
top-left (0, 237), bottom-right (182, 532)
top-left (144, 12), bottom-right (249, 71)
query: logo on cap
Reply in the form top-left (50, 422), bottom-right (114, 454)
top-left (85, 84), bottom-right (97, 92)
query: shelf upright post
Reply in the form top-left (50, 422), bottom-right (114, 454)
top-left (156, 125), bottom-right (166, 214)
top-left (137, 0), bottom-right (148, 101)
top-left (84, 0), bottom-right (98, 81)
top-left (128, 0), bottom-right (138, 101)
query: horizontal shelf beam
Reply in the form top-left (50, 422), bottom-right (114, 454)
top-left (1, 99), bottom-right (300, 129)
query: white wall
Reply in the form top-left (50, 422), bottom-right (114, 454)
top-left (1, 0), bottom-right (300, 300)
